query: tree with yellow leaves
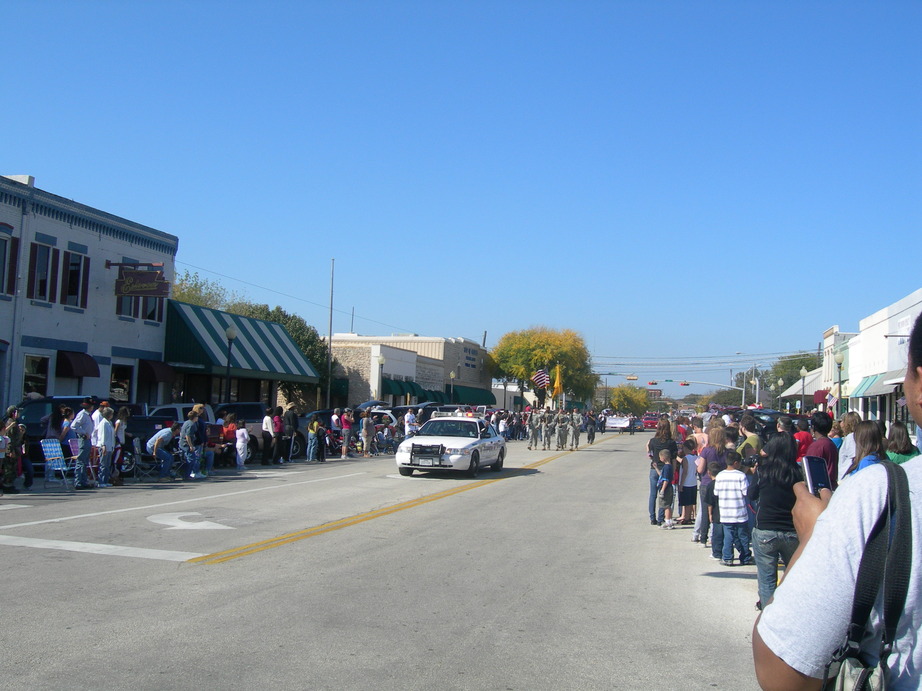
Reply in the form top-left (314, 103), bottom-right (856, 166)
top-left (491, 327), bottom-right (597, 404)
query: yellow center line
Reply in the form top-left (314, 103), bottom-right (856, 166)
top-left (189, 437), bottom-right (616, 565)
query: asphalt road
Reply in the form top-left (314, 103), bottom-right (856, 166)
top-left (1, 431), bottom-right (762, 690)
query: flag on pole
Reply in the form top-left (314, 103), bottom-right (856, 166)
top-left (531, 368), bottom-right (550, 389)
top-left (552, 364), bottom-right (564, 399)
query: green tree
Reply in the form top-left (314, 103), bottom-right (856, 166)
top-left (171, 269), bottom-right (236, 309)
top-left (609, 385), bottom-right (649, 416)
top-left (768, 352), bottom-right (822, 393)
top-left (492, 327), bottom-right (598, 402)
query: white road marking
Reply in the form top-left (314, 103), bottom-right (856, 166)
top-left (0, 472), bottom-right (366, 531)
top-left (148, 512), bottom-right (234, 530)
top-left (0, 504), bottom-right (32, 511)
top-left (0, 535), bottom-right (204, 562)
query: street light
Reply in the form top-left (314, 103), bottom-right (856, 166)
top-left (769, 383), bottom-right (776, 409)
top-left (449, 370), bottom-right (456, 402)
top-left (834, 351), bottom-right (845, 418)
top-left (224, 325), bottom-right (237, 403)
top-left (799, 366), bottom-right (808, 413)
top-left (376, 354), bottom-right (385, 401)
top-left (777, 378), bottom-right (784, 412)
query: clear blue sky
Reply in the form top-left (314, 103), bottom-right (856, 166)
top-left (6, 1), bottom-right (921, 395)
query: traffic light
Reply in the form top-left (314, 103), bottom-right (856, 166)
top-left (648, 381), bottom-right (658, 386)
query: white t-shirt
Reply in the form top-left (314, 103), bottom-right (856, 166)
top-left (404, 412), bottom-right (417, 435)
top-left (757, 458), bottom-right (922, 686)
top-left (839, 433), bottom-right (857, 482)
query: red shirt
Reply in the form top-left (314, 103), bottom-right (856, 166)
top-left (794, 430), bottom-right (813, 461)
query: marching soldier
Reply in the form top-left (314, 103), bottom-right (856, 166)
top-left (545, 411), bottom-right (556, 451)
top-left (555, 409), bottom-right (569, 450)
top-left (570, 409), bottom-right (582, 450)
top-left (527, 408), bottom-right (542, 450)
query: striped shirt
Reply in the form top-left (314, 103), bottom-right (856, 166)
top-left (714, 468), bottom-right (750, 524)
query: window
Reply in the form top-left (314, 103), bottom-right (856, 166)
top-left (110, 364), bottom-right (133, 401)
top-left (117, 294), bottom-right (138, 317)
top-left (26, 243), bottom-right (58, 302)
top-left (60, 251), bottom-right (89, 307)
top-left (0, 225), bottom-right (16, 295)
top-left (23, 355), bottom-right (49, 396)
top-left (141, 296), bottom-right (162, 321)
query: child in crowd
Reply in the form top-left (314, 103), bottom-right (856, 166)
top-left (702, 462), bottom-right (722, 558)
top-left (677, 438), bottom-right (699, 526)
top-left (657, 448), bottom-right (675, 529)
top-left (235, 419), bottom-right (249, 472)
top-left (714, 450), bottom-right (753, 566)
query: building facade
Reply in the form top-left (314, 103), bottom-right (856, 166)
top-left (0, 175), bottom-right (178, 406)
top-left (330, 334), bottom-right (495, 408)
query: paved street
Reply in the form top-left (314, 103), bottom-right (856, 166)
top-left (2, 432), bottom-right (760, 690)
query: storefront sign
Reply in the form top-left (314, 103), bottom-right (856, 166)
top-left (115, 269), bottom-right (170, 297)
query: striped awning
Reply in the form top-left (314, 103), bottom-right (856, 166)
top-left (165, 301), bottom-right (320, 383)
top-left (850, 374), bottom-right (882, 399)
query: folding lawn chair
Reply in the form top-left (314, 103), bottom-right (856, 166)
top-left (132, 437), bottom-right (161, 482)
top-left (41, 439), bottom-right (77, 490)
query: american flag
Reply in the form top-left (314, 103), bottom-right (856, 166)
top-left (531, 368), bottom-right (550, 389)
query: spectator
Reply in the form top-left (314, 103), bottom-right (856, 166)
top-left (1, 407), bottom-right (25, 494)
top-left (261, 406), bottom-right (274, 466)
top-left (360, 410), bottom-right (374, 458)
top-left (841, 420), bottom-right (888, 478)
top-left (234, 418), bottom-right (249, 472)
top-left (647, 418), bottom-right (678, 525)
top-left (804, 411), bottom-right (839, 490)
top-left (737, 415), bottom-right (763, 460)
top-left (404, 408), bottom-right (418, 438)
top-left (221, 413), bottom-right (239, 468)
top-left (677, 438), bottom-right (699, 526)
top-left (71, 397), bottom-right (96, 490)
top-left (886, 421), bottom-right (920, 465)
top-left (753, 310), bottom-right (922, 688)
top-left (714, 450), bottom-right (753, 566)
top-left (702, 462), bottom-right (723, 558)
top-left (307, 414), bottom-right (320, 461)
top-left (837, 411), bottom-right (862, 484)
top-left (112, 406), bottom-right (130, 486)
top-left (96, 407), bottom-right (116, 487)
top-left (147, 422), bottom-right (181, 481)
top-left (272, 406), bottom-right (284, 463)
top-left (283, 403), bottom-right (299, 461)
top-left (749, 434), bottom-right (800, 611)
top-left (340, 408), bottom-right (354, 459)
top-left (656, 449), bottom-right (676, 529)
top-left (178, 410), bottom-right (198, 480)
top-left (793, 419), bottom-right (812, 462)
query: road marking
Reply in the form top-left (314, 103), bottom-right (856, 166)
top-left (191, 448), bottom-right (579, 565)
top-left (148, 512), bottom-right (234, 530)
top-left (0, 535), bottom-right (204, 562)
top-left (0, 472), bottom-right (365, 531)
top-left (0, 504), bottom-right (32, 511)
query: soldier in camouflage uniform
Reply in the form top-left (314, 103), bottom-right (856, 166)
top-left (570, 409), bottom-right (582, 450)
top-left (527, 409), bottom-right (543, 450)
top-left (545, 412), bottom-right (556, 451)
top-left (555, 409), bottom-right (569, 450)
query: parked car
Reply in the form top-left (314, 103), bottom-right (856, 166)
top-left (395, 415), bottom-right (506, 477)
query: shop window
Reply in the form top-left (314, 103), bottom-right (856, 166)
top-left (0, 226), bottom-right (16, 295)
top-left (61, 251), bottom-right (90, 307)
top-left (141, 296), bottom-right (163, 322)
top-left (27, 243), bottom-right (59, 302)
top-left (117, 294), bottom-right (139, 317)
top-left (110, 364), bottom-right (133, 402)
top-left (23, 355), bottom-right (49, 396)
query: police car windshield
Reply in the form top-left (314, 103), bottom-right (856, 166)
top-left (418, 420), bottom-right (478, 438)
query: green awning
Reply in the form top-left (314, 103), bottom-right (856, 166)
top-left (166, 301), bottom-right (320, 383)
top-left (850, 374), bottom-right (882, 398)
top-left (451, 385), bottom-right (496, 406)
top-left (382, 378), bottom-right (403, 396)
top-left (407, 381), bottom-right (426, 399)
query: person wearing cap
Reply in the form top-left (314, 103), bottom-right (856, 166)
top-left (71, 397), bottom-right (96, 489)
top-left (283, 402), bottom-right (300, 462)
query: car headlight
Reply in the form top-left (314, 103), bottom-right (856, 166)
top-left (444, 447), bottom-right (471, 455)
top-left (397, 443), bottom-right (410, 454)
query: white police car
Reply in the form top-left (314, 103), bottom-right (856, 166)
top-left (395, 415), bottom-right (506, 477)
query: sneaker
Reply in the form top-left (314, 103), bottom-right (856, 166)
top-left (709, 554), bottom-right (721, 560)
top-left (740, 557), bottom-right (755, 566)
top-left (691, 536), bottom-right (700, 543)
top-left (721, 559), bottom-right (734, 567)
top-left (650, 519), bottom-right (658, 526)
top-left (755, 600), bottom-right (763, 611)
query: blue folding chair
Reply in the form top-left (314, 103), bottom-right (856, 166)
top-left (41, 439), bottom-right (77, 490)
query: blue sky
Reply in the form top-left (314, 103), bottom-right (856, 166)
top-left (5, 1), bottom-right (921, 396)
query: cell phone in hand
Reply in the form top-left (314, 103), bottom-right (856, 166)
top-left (802, 456), bottom-right (832, 496)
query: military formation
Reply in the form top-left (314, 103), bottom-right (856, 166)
top-left (526, 408), bottom-right (599, 452)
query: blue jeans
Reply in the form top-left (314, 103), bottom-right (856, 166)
top-left (711, 521), bottom-right (724, 558)
top-left (97, 450), bottom-right (113, 485)
top-left (75, 437), bottom-right (91, 487)
top-left (307, 433), bottom-right (318, 461)
top-left (752, 527), bottom-right (799, 605)
top-left (722, 522), bottom-right (752, 563)
top-left (648, 467), bottom-right (659, 522)
top-left (154, 448), bottom-right (174, 478)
